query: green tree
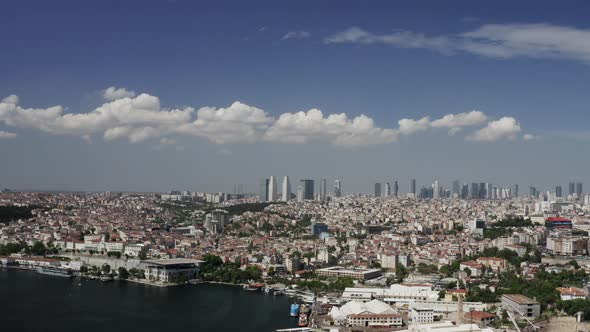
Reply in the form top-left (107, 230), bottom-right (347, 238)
top-left (118, 267), bottom-right (129, 280)
top-left (102, 263), bottom-right (111, 274)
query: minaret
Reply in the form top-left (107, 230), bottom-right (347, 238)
top-left (457, 294), bottom-right (464, 325)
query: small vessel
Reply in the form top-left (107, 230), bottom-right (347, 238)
top-left (36, 267), bottom-right (74, 278)
top-left (290, 303), bottom-right (300, 317)
top-left (300, 304), bottom-right (310, 314)
top-left (243, 284), bottom-right (259, 291)
top-left (298, 312), bottom-right (309, 327)
top-left (273, 290), bottom-right (284, 296)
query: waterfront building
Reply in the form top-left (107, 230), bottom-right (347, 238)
top-left (317, 266), bottom-right (381, 280)
top-left (142, 259), bottom-right (200, 283)
top-left (330, 300), bottom-right (402, 327)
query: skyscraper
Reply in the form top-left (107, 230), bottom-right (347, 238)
top-left (410, 179), bottom-right (416, 195)
top-left (530, 186), bottom-right (537, 198)
top-left (513, 184), bottom-right (519, 198)
top-left (281, 176), bottom-right (291, 201)
top-left (555, 185), bottom-right (562, 198)
top-left (452, 180), bottom-right (460, 197)
top-left (385, 182), bottom-right (391, 196)
top-left (393, 181), bottom-right (399, 197)
top-left (374, 183), bottom-right (382, 197)
top-left (470, 183), bottom-right (479, 199)
top-left (296, 185), bottom-right (304, 202)
top-left (433, 180), bottom-right (440, 199)
top-left (479, 182), bottom-right (487, 199)
top-left (260, 178), bottom-right (270, 202)
top-left (268, 176), bottom-right (277, 202)
top-left (486, 183), bottom-right (493, 199)
top-left (569, 182), bottom-right (576, 196)
top-left (300, 179), bottom-right (314, 200)
top-left (461, 183), bottom-right (469, 199)
top-left (334, 179), bottom-right (342, 198)
top-left (576, 182), bottom-right (583, 198)
top-left (319, 178), bottom-right (327, 201)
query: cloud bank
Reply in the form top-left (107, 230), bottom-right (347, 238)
top-left (0, 89), bottom-right (533, 147)
top-left (325, 23), bottom-right (590, 63)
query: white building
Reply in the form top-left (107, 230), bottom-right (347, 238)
top-left (342, 284), bottom-right (439, 303)
top-left (281, 176), bottom-right (291, 201)
top-left (330, 299), bottom-right (402, 327)
top-left (268, 176), bottom-right (277, 202)
top-left (410, 307), bottom-right (435, 324)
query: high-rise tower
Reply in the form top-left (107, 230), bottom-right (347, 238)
top-left (281, 176), bottom-right (291, 201)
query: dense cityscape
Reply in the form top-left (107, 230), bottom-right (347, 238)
top-left (1, 176), bottom-right (590, 331)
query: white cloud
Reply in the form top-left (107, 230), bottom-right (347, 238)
top-left (264, 109), bottom-right (398, 147)
top-left (398, 117), bottom-right (431, 135)
top-left (431, 110), bottom-right (487, 135)
top-left (523, 133), bottom-right (538, 141)
top-left (0, 91), bottom-right (529, 147)
top-left (282, 31), bottom-right (311, 40)
top-left (176, 101), bottom-right (273, 144)
top-left (325, 23), bottom-right (590, 63)
top-left (103, 87), bottom-right (136, 101)
top-left (467, 117), bottom-right (521, 142)
top-left (0, 131), bottom-right (16, 139)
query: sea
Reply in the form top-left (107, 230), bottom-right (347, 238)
top-left (0, 268), bottom-right (298, 332)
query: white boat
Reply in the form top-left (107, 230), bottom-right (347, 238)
top-left (36, 267), bottom-right (74, 278)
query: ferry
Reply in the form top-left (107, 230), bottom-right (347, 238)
top-left (36, 267), bottom-right (74, 278)
top-left (290, 303), bottom-right (300, 317)
top-left (297, 312), bottom-right (308, 327)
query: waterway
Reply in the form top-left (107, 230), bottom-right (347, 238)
top-left (0, 268), bottom-right (298, 332)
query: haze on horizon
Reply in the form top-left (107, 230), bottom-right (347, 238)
top-left (1, 0), bottom-right (590, 193)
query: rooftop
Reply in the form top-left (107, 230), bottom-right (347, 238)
top-left (143, 258), bottom-right (203, 266)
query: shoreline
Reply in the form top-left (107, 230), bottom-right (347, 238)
top-left (0, 265), bottom-right (252, 289)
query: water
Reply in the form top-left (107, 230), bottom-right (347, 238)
top-left (0, 268), bottom-right (298, 332)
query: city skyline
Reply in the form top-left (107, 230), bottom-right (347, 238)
top-left (2, 0), bottom-right (590, 192)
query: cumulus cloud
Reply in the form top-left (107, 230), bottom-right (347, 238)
top-left (523, 133), bottom-right (538, 141)
top-left (398, 117), bottom-right (431, 135)
top-left (176, 102), bottom-right (273, 144)
top-left (103, 87), bottom-right (136, 101)
top-left (282, 31), bottom-right (311, 40)
top-left (325, 23), bottom-right (590, 63)
top-left (0, 89), bottom-right (532, 147)
top-left (264, 109), bottom-right (398, 147)
top-left (0, 131), bottom-right (16, 139)
top-left (467, 117), bottom-right (522, 142)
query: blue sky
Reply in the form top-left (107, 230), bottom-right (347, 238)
top-left (1, 0), bottom-right (590, 193)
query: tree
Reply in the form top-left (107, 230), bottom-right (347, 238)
top-left (30, 241), bottom-right (47, 256)
top-left (80, 265), bottom-right (88, 274)
top-left (118, 267), bottom-right (129, 280)
top-left (395, 263), bottom-right (408, 283)
top-left (463, 267), bottom-right (472, 276)
top-left (102, 263), bottom-right (111, 274)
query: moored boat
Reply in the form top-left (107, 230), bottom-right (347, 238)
top-left (35, 267), bottom-right (74, 278)
top-left (297, 312), bottom-right (308, 327)
top-left (290, 303), bottom-right (300, 317)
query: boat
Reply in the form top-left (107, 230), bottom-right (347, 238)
top-left (36, 267), bottom-right (74, 278)
top-left (273, 290), bottom-right (284, 296)
top-left (243, 284), bottom-right (259, 291)
top-left (300, 304), bottom-right (310, 314)
top-left (290, 303), bottom-right (300, 317)
top-left (297, 312), bottom-right (308, 327)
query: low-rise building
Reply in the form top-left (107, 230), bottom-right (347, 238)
top-left (557, 287), bottom-right (586, 301)
top-left (317, 266), bottom-right (382, 280)
top-left (501, 294), bottom-right (541, 318)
